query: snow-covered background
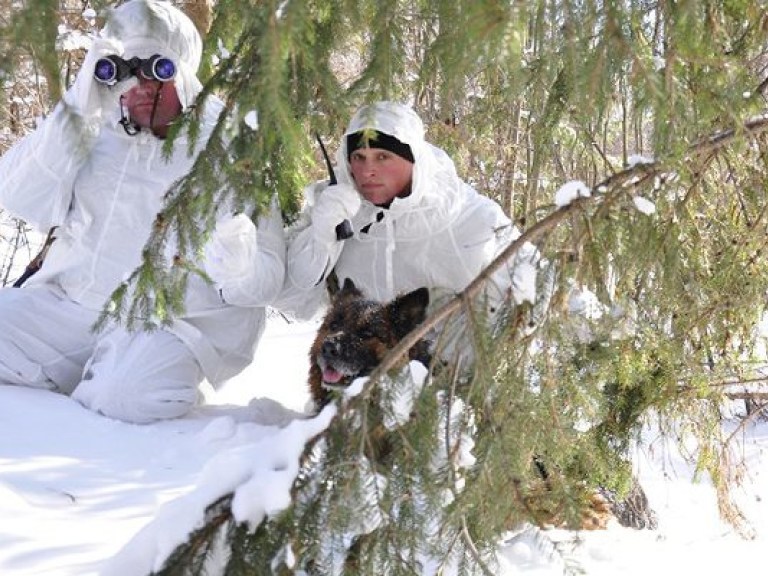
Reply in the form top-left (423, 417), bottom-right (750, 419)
top-left (0, 313), bottom-right (766, 575)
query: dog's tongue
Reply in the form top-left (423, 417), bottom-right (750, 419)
top-left (322, 368), bottom-right (344, 384)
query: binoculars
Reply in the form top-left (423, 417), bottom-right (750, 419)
top-left (93, 54), bottom-right (176, 85)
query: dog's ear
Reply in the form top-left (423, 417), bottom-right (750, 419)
top-left (336, 277), bottom-right (363, 300)
top-left (341, 277), bottom-right (357, 292)
top-left (389, 287), bottom-right (430, 339)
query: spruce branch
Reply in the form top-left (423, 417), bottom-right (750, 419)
top-left (366, 113), bottom-right (768, 387)
top-left (366, 193), bottom-right (593, 385)
top-left (153, 494), bottom-right (235, 575)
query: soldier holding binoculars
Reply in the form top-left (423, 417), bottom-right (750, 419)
top-left (93, 51), bottom-right (180, 137)
top-left (0, 0), bottom-right (285, 423)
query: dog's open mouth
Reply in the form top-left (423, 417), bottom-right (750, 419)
top-left (317, 350), bottom-right (367, 390)
top-left (318, 358), bottom-right (359, 389)
top-left (322, 366), bottom-right (345, 385)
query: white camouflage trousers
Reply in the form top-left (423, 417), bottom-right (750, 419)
top-left (0, 284), bottom-right (203, 423)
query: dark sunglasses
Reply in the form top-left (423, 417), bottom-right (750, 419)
top-left (93, 54), bottom-right (176, 85)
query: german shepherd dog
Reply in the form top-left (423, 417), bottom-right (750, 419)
top-left (308, 278), bottom-right (432, 410)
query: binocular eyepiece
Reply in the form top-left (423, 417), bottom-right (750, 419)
top-left (93, 54), bottom-right (176, 85)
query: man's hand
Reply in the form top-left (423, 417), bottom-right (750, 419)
top-left (63, 36), bottom-right (124, 117)
top-left (311, 183), bottom-right (361, 244)
top-left (204, 214), bottom-right (258, 289)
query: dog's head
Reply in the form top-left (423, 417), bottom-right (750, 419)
top-left (309, 278), bottom-right (430, 408)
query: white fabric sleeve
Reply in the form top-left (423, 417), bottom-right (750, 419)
top-left (0, 104), bottom-right (90, 231)
top-left (0, 36), bottom-right (125, 231)
top-left (286, 181), bottom-right (350, 287)
top-left (286, 225), bottom-right (344, 290)
top-left (487, 213), bottom-right (540, 310)
top-left (269, 182), bottom-right (349, 319)
top-left (273, 225), bottom-right (340, 320)
top-left (209, 199), bottom-right (287, 307)
top-left (454, 191), bottom-right (540, 314)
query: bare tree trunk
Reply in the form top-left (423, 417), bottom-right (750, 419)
top-left (177, 0), bottom-right (214, 37)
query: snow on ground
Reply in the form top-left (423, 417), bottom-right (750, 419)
top-left (0, 314), bottom-right (766, 575)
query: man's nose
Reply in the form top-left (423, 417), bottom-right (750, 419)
top-left (135, 77), bottom-right (159, 94)
top-left (360, 159), bottom-right (377, 176)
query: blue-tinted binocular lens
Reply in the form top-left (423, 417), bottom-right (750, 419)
top-left (93, 54), bottom-right (176, 85)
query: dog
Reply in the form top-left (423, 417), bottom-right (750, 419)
top-left (308, 278), bottom-right (432, 410)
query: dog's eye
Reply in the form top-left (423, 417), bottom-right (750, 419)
top-left (357, 327), bottom-right (375, 339)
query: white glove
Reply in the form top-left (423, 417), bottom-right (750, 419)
top-left (311, 183), bottom-right (361, 244)
top-left (204, 214), bottom-right (258, 290)
top-left (63, 36), bottom-right (124, 118)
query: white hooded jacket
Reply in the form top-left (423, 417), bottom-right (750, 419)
top-left (0, 0), bottom-right (284, 387)
top-left (281, 101), bottom-right (537, 321)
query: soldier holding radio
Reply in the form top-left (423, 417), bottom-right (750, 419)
top-left (0, 0), bottom-right (285, 423)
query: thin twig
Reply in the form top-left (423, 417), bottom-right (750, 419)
top-left (460, 515), bottom-right (496, 576)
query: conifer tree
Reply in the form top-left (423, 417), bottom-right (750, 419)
top-left (3, 1), bottom-right (768, 573)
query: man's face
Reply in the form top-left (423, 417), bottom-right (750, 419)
top-left (349, 148), bottom-right (414, 206)
top-left (121, 77), bottom-right (182, 137)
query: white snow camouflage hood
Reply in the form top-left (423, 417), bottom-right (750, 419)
top-left (101, 0), bottom-right (203, 110)
top-left (335, 101), bottom-right (465, 240)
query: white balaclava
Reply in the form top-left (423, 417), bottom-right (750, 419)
top-left (101, 0), bottom-right (203, 110)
